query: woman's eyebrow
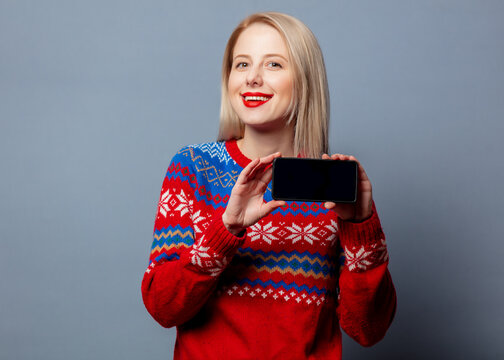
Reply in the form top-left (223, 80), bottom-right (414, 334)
top-left (263, 53), bottom-right (288, 61)
top-left (233, 54), bottom-right (251, 61)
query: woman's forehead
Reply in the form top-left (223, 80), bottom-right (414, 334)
top-left (232, 23), bottom-right (289, 58)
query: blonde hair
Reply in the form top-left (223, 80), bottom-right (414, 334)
top-left (217, 12), bottom-right (330, 159)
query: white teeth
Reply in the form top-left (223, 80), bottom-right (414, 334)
top-left (244, 96), bottom-right (271, 101)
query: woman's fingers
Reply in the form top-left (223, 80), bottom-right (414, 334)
top-left (329, 154), bottom-right (371, 189)
top-left (257, 166), bottom-right (273, 188)
top-left (324, 201), bottom-right (336, 209)
top-left (347, 155), bottom-right (369, 183)
top-left (331, 153), bottom-right (352, 161)
top-left (247, 160), bottom-right (265, 180)
top-left (262, 200), bottom-right (286, 217)
top-left (237, 158), bottom-right (260, 184)
top-left (237, 155), bottom-right (267, 185)
top-left (248, 152), bottom-right (281, 180)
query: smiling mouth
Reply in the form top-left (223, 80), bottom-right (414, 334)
top-left (241, 92), bottom-right (273, 108)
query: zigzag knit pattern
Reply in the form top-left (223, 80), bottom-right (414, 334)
top-left (142, 139), bottom-right (396, 359)
top-left (149, 140), bottom-right (387, 305)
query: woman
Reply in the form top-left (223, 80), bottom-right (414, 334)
top-left (142, 12), bottom-right (396, 359)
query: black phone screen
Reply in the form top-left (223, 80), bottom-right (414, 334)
top-left (271, 158), bottom-right (358, 203)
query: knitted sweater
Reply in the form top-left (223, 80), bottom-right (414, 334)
top-left (141, 140), bottom-right (396, 360)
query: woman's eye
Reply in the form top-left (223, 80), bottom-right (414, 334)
top-left (268, 62), bottom-right (282, 69)
top-left (236, 62), bottom-right (248, 69)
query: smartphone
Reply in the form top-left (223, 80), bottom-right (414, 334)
top-left (271, 158), bottom-right (358, 203)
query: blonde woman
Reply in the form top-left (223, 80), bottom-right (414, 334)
top-left (142, 12), bottom-right (396, 359)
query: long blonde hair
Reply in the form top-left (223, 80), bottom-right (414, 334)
top-left (218, 12), bottom-right (330, 158)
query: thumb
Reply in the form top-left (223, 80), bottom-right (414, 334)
top-left (261, 200), bottom-right (286, 218)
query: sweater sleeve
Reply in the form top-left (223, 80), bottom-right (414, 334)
top-left (336, 203), bottom-right (397, 347)
top-left (141, 148), bottom-right (246, 328)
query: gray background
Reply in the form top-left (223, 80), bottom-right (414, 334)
top-left (1, 0), bottom-right (503, 359)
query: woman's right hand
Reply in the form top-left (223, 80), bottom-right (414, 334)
top-left (222, 152), bottom-right (286, 235)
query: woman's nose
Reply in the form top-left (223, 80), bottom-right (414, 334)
top-left (246, 65), bottom-right (263, 87)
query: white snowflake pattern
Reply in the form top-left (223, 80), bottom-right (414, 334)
top-left (325, 219), bottom-right (339, 245)
top-left (158, 189), bottom-right (171, 217)
top-left (344, 246), bottom-right (373, 271)
top-left (249, 222), bottom-right (278, 244)
top-left (189, 237), bottom-right (227, 277)
top-left (144, 262), bottom-right (156, 274)
top-left (174, 189), bottom-right (193, 217)
top-left (190, 240), bottom-right (211, 268)
top-left (207, 257), bottom-right (227, 277)
top-left (375, 238), bottom-right (389, 263)
top-left (285, 223), bottom-right (319, 244)
top-left (191, 210), bottom-right (206, 235)
top-left (218, 285), bottom-right (328, 305)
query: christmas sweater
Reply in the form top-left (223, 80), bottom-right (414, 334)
top-left (141, 140), bottom-right (396, 360)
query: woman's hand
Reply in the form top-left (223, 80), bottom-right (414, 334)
top-left (322, 154), bottom-right (373, 222)
top-left (222, 153), bottom-right (286, 235)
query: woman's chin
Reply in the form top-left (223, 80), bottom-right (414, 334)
top-left (241, 119), bottom-right (289, 133)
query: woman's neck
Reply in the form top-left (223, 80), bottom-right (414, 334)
top-left (237, 124), bottom-right (295, 159)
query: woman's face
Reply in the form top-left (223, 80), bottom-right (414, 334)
top-left (228, 23), bottom-right (294, 131)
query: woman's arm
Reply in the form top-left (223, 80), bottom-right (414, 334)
top-left (322, 153), bottom-right (396, 345)
top-left (141, 148), bottom-right (285, 328)
top-left (336, 209), bottom-right (397, 346)
top-left (141, 150), bottom-right (246, 328)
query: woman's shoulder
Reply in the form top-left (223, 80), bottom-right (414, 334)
top-left (169, 140), bottom-right (236, 169)
top-left (174, 140), bottom-right (235, 166)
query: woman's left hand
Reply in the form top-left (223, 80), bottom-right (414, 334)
top-left (322, 154), bottom-right (373, 222)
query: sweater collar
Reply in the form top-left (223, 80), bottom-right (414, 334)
top-left (225, 139), bottom-right (251, 168)
top-left (225, 138), bottom-right (303, 168)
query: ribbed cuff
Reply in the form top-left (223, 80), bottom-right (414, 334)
top-left (338, 209), bottom-right (389, 272)
top-left (182, 208), bottom-right (247, 277)
top-left (202, 208), bottom-right (247, 258)
top-left (338, 209), bottom-right (385, 249)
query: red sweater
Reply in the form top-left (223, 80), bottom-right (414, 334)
top-left (142, 140), bottom-right (396, 359)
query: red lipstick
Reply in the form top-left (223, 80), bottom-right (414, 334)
top-left (241, 92), bottom-right (273, 108)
